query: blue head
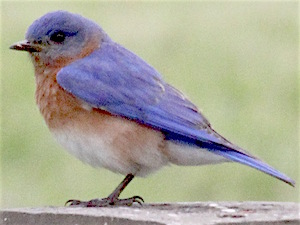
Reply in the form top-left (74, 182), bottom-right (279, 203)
top-left (11, 11), bottom-right (111, 69)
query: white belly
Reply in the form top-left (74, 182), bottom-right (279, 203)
top-left (51, 121), bottom-right (169, 177)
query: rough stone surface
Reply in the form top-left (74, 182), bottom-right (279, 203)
top-left (1, 202), bottom-right (299, 225)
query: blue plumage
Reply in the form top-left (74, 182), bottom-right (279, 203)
top-left (57, 40), bottom-right (295, 186)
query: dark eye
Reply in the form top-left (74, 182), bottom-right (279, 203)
top-left (50, 31), bottom-right (66, 43)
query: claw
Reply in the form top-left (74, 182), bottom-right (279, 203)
top-left (65, 199), bottom-right (81, 206)
top-left (131, 195), bottom-right (144, 206)
top-left (65, 195), bottom-right (144, 207)
top-left (65, 174), bottom-right (142, 207)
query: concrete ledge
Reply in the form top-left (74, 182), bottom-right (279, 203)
top-left (1, 202), bottom-right (299, 225)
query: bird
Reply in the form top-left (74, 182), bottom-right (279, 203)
top-left (10, 10), bottom-right (295, 207)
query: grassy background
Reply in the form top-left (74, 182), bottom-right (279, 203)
top-left (1, 2), bottom-right (299, 208)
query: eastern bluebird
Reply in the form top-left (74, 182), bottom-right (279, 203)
top-left (10, 11), bottom-right (295, 207)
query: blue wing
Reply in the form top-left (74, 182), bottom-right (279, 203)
top-left (57, 41), bottom-right (295, 186)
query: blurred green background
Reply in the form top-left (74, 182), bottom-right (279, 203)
top-left (1, 2), bottom-right (299, 208)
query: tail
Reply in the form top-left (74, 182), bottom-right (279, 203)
top-left (164, 128), bottom-right (295, 187)
top-left (212, 148), bottom-right (295, 187)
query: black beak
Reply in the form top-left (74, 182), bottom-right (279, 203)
top-left (10, 40), bottom-right (42, 53)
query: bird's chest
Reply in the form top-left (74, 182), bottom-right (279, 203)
top-left (34, 71), bottom-right (122, 170)
top-left (34, 71), bottom-right (168, 176)
top-left (35, 71), bottom-right (89, 129)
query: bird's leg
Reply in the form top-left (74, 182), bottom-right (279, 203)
top-left (66, 174), bottom-right (144, 207)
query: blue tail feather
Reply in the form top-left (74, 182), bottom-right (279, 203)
top-left (213, 149), bottom-right (295, 186)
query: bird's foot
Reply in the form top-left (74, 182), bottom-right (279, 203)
top-left (65, 195), bottom-right (144, 207)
